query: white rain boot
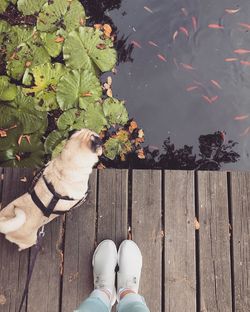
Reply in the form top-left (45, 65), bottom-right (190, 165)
top-left (92, 240), bottom-right (118, 306)
top-left (117, 240), bottom-right (142, 300)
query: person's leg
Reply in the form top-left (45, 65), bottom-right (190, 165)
top-left (116, 240), bottom-right (150, 312)
top-left (76, 240), bottom-right (118, 312)
top-left (76, 289), bottom-right (110, 312)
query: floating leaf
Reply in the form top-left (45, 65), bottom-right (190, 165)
top-left (0, 0), bottom-right (9, 14)
top-left (52, 139), bottom-right (67, 158)
top-left (63, 26), bottom-right (117, 73)
top-left (103, 130), bottom-right (132, 160)
top-left (103, 98), bottom-right (129, 126)
top-left (57, 108), bottom-right (85, 131)
top-left (56, 69), bottom-right (102, 110)
top-left (40, 31), bottom-right (63, 57)
top-left (37, 0), bottom-right (84, 33)
top-left (0, 134), bottom-right (45, 168)
top-left (0, 88), bottom-right (47, 133)
top-left (0, 76), bottom-right (17, 101)
top-left (17, 0), bottom-right (47, 15)
top-left (83, 102), bottom-right (107, 133)
top-left (23, 63), bottom-right (66, 111)
top-left (44, 130), bottom-right (66, 154)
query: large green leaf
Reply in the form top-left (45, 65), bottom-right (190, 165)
top-left (40, 31), bottom-right (63, 58)
top-left (0, 134), bottom-right (45, 168)
top-left (56, 69), bottom-right (102, 110)
top-left (103, 131), bottom-right (132, 160)
top-left (6, 42), bottom-right (50, 80)
top-left (57, 108), bottom-right (85, 131)
top-left (63, 27), bottom-right (117, 73)
top-left (0, 123), bottom-right (23, 151)
top-left (0, 76), bottom-right (17, 101)
top-left (37, 0), bottom-right (85, 33)
top-left (23, 63), bottom-right (66, 111)
top-left (83, 102), bottom-right (107, 133)
top-left (44, 130), bottom-right (66, 154)
top-left (17, 0), bottom-right (47, 15)
top-left (103, 98), bottom-right (129, 126)
top-left (0, 88), bottom-right (47, 133)
top-left (0, 0), bottom-right (9, 13)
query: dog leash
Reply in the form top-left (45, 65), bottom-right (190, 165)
top-left (18, 226), bottom-right (45, 312)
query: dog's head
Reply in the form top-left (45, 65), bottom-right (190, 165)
top-left (61, 129), bottom-right (103, 168)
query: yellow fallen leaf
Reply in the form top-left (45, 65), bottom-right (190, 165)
top-left (194, 217), bottom-right (200, 230)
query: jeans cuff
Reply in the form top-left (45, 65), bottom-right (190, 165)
top-left (90, 289), bottom-right (111, 310)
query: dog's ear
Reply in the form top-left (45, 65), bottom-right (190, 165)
top-left (68, 129), bottom-right (78, 138)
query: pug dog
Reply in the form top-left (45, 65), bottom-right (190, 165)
top-left (0, 129), bottom-right (102, 250)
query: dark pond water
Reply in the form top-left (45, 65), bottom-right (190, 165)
top-left (86, 1), bottom-right (250, 170)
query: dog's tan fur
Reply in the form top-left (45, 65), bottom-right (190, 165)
top-left (0, 129), bottom-right (102, 250)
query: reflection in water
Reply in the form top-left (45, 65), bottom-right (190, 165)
top-left (101, 131), bottom-right (240, 170)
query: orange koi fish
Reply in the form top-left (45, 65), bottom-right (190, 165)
top-left (202, 95), bottom-right (218, 103)
top-left (234, 115), bottom-right (249, 120)
top-left (180, 63), bottom-right (195, 70)
top-left (225, 8), bottom-right (240, 14)
top-left (240, 60), bottom-right (250, 66)
top-left (192, 16), bottom-right (198, 32)
top-left (238, 23), bottom-right (250, 30)
top-left (144, 6), bottom-right (153, 13)
top-left (173, 30), bottom-right (179, 41)
top-left (234, 49), bottom-right (250, 54)
top-left (225, 58), bottom-right (238, 62)
top-left (211, 80), bottom-right (222, 89)
top-left (179, 27), bottom-right (189, 37)
top-left (148, 41), bottom-right (158, 47)
top-left (186, 85), bottom-right (198, 92)
top-left (131, 40), bottom-right (142, 48)
top-left (157, 54), bottom-right (167, 62)
top-left (208, 24), bottom-right (224, 29)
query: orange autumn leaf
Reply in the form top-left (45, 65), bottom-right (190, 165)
top-left (81, 92), bottom-right (92, 97)
top-left (55, 36), bottom-right (65, 43)
top-left (129, 120), bottom-right (138, 132)
top-left (106, 88), bottom-right (113, 97)
top-left (0, 130), bottom-right (7, 137)
top-left (94, 24), bottom-right (102, 30)
top-left (103, 24), bottom-right (112, 35)
top-left (79, 18), bottom-right (85, 26)
top-left (137, 149), bottom-right (145, 159)
top-left (25, 61), bottom-right (32, 67)
top-left (15, 154), bottom-right (21, 161)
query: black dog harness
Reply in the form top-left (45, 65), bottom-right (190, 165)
top-left (28, 165), bottom-right (88, 218)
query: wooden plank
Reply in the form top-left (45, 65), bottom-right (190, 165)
top-left (198, 171), bottom-right (232, 312)
top-left (0, 168), bottom-right (33, 312)
top-left (27, 217), bottom-right (63, 312)
top-left (97, 169), bottom-right (128, 245)
top-left (61, 171), bottom-right (97, 312)
top-left (164, 171), bottom-right (196, 312)
top-left (230, 172), bottom-right (250, 312)
top-left (132, 170), bottom-right (162, 311)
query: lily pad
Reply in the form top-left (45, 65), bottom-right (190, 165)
top-left (0, 0), bottom-right (9, 14)
top-left (37, 0), bottom-right (85, 33)
top-left (0, 76), bottom-right (17, 101)
top-left (0, 134), bottom-right (45, 168)
top-left (57, 108), bottom-right (85, 131)
top-left (0, 88), bottom-right (47, 133)
top-left (44, 130), bottom-right (67, 154)
top-left (17, 0), bottom-right (47, 15)
top-left (56, 69), bottom-right (102, 110)
top-left (103, 131), bottom-right (132, 160)
top-left (103, 98), bottom-right (129, 126)
top-left (83, 102), bottom-right (107, 133)
top-left (63, 27), bottom-right (117, 73)
top-left (40, 31), bottom-right (64, 58)
top-left (23, 63), bottom-right (66, 111)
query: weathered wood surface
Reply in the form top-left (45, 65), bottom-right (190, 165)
top-left (164, 171), bottom-right (196, 312)
top-left (230, 172), bottom-right (250, 312)
top-left (0, 168), bottom-right (249, 312)
top-left (61, 171), bottom-right (97, 312)
top-left (198, 172), bottom-right (232, 312)
top-left (132, 170), bottom-right (162, 312)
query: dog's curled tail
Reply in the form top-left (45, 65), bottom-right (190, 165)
top-left (0, 208), bottom-right (26, 234)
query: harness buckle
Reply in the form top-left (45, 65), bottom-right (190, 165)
top-left (38, 226), bottom-right (45, 237)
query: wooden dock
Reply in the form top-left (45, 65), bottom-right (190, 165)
top-left (0, 168), bottom-right (249, 312)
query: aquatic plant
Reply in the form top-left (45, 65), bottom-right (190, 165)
top-left (0, 0), bottom-right (144, 167)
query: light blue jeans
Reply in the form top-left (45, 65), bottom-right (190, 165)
top-left (76, 290), bottom-right (150, 312)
